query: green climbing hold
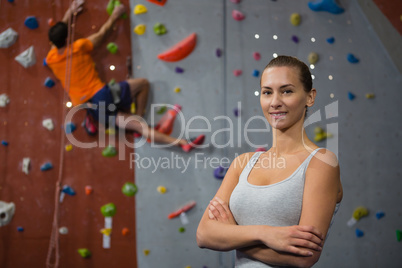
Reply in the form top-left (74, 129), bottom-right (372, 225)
top-left (101, 203), bottom-right (117, 217)
top-left (397, 230), bottom-right (402, 242)
top-left (122, 182), bottom-right (138, 197)
top-left (157, 106), bottom-right (167, 114)
top-left (153, 23), bottom-right (167, 35)
top-left (102, 145), bottom-right (117, 157)
top-left (178, 227), bottom-right (186, 233)
top-left (106, 0), bottom-right (127, 18)
top-left (77, 248), bottom-right (91, 258)
top-left (107, 42), bottom-right (118, 54)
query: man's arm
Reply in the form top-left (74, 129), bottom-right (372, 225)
top-left (62, 0), bottom-right (84, 23)
top-left (87, 4), bottom-right (126, 48)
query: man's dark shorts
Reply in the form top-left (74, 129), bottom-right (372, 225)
top-left (87, 81), bottom-right (132, 126)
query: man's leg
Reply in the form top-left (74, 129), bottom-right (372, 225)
top-left (126, 78), bottom-right (149, 117)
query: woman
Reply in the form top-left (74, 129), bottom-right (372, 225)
top-left (197, 55), bottom-right (343, 267)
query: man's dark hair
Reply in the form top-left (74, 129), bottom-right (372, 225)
top-left (48, 22), bottom-right (68, 49)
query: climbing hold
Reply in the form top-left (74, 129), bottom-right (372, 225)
top-left (134, 4), bottom-right (147, 15)
top-left (365, 93), bottom-right (375, 99)
top-left (157, 106), bottom-right (167, 114)
top-left (308, 0), bottom-right (344, 14)
top-left (0, 27), bottom-right (18, 48)
top-left (153, 23), bottom-right (167, 35)
top-left (347, 206), bottom-right (369, 227)
top-left (100, 228), bottom-right (112, 236)
top-left (65, 144), bottom-right (73, 151)
top-left (147, 0), bottom-right (167, 6)
top-left (397, 230), bottom-right (402, 242)
top-left (65, 122), bottom-right (76, 134)
top-left (85, 185), bottom-right (93, 195)
top-left (0, 201), bottom-right (16, 227)
top-left (230, 0), bottom-right (241, 3)
top-left (43, 58), bottom-right (48, 66)
top-left (216, 48), bottom-right (222, 57)
top-left (7, 0), bottom-right (14, 3)
top-left (77, 248), bottom-right (91, 258)
top-left (17, 226), bottom-right (24, 232)
top-left (143, 249), bottom-right (150, 256)
top-left (0, 94), bottom-right (10, 107)
top-left (308, 52), bottom-right (319, 64)
top-left (178, 227), bottom-right (186, 233)
top-left (255, 147), bottom-right (266, 152)
top-left (107, 42), bottom-right (118, 54)
top-left (347, 53), bottom-right (359, 63)
top-left (1, 140), bottom-right (8, 146)
top-left (40, 162), bottom-right (53, 171)
top-left (252, 69), bottom-right (260, 77)
top-left (15, 46), bottom-right (36, 68)
top-left (101, 203), bottom-right (117, 217)
top-left (313, 126), bottom-right (332, 142)
top-left (22, 157), bottom-right (30, 175)
top-left (62, 185), bottom-right (76, 196)
top-left (122, 182), bottom-right (138, 197)
top-left (122, 227), bottom-right (130, 236)
top-left (175, 67), bottom-right (184, 73)
top-left (105, 128), bottom-right (116, 135)
top-left (355, 228), bottom-right (364, 238)
top-left (47, 18), bottom-right (56, 27)
top-left (290, 13), bottom-right (301, 26)
top-left (348, 92), bottom-right (356, 101)
top-left (232, 10), bottom-right (245, 21)
top-left (134, 24), bottom-right (146, 35)
top-left (154, 104), bottom-right (182, 135)
top-left (157, 185), bottom-right (167, 194)
top-left (59, 227), bottom-right (68, 234)
top-left (131, 102), bottom-right (136, 114)
top-left (24, 16), bottom-right (39, 29)
top-left (102, 145), bottom-right (117, 157)
top-left (326, 37), bottom-right (335, 44)
top-left (157, 33), bottom-right (197, 62)
top-left (174, 87), bottom-right (181, 93)
top-left (44, 77), bottom-right (55, 88)
top-left (233, 69), bottom-right (242, 77)
top-left (233, 107), bottom-right (240, 117)
top-left (291, 35), bottom-right (299, 43)
top-left (253, 52), bottom-right (261, 61)
top-left (107, 0), bottom-right (120, 15)
top-left (42, 118), bottom-right (54, 131)
top-left (375, 211), bottom-right (385, 220)
top-left (214, 166), bottom-right (228, 179)
top-left (168, 200), bottom-right (196, 219)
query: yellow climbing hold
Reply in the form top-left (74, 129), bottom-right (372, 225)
top-left (353, 206), bottom-right (369, 221)
top-left (134, 24), bottom-right (146, 35)
top-left (290, 13), bottom-right (301, 26)
top-left (157, 185), bottom-right (167, 194)
top-left (174, 87), bottom-right (181, 93)
top-left (308, 52), bottom-right (319, 64)
top-left (314, 126), bottom-right (332, 142)
top-left (134, 4), bottom-right (147, 15)
top-left (100, 228), bottom-right (112, 236)
top-left (65, 144), bottom-right (73, 152)
top-left (365, 93), bottom-right (375, 99)
top-left (131, 102), bottom-right (136, 114)
top-left (106, 128), bottom-right (116, 135)
top-left (143, 249), bottom-right (150, 256)
top-left (185, 266), bottom-right (191, 268)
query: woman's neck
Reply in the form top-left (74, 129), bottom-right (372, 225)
top-left (271, 120), bottom-right (311, 155)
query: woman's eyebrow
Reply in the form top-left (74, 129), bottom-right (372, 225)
top-left (261, 84), bottom-right (295, 90)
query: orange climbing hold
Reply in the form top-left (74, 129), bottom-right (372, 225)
top-left (157, 33), bottom-right (197, 62)
top-left (147, 0), bottom-right (167, 6)
top-left (122, 227), bottom-right (130, 236)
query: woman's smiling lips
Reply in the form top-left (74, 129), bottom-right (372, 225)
top-left (269, 111), bottom-right (287, 119)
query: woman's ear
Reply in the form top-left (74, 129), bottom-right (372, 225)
top-left (306, 88), bottom-right (317, 107)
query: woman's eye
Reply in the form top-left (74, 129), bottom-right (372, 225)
top-left (262, 91), bottom-right (271, 95)
top-left (283, 90), bottom-right (293, 94)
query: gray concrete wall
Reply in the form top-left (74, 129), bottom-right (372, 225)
top-left (130, 0), bottom-right (402, 267)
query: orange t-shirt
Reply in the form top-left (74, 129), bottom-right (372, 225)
top-left (46, 39), bottom-right (105, 106)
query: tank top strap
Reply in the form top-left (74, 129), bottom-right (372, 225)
top-left (239, 152), bottom-right (264, 182)
top-left (300, 147), bottom-right (325, 171)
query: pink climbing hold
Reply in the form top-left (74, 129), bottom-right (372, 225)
top-left (233, 69), bottom-right (242, 77)
top-left (232, 10), bottom-right (245, 21)
top-left (230, 0), bottom-right (241, 3)
top-left (253, 52), bottom-right (261, 61)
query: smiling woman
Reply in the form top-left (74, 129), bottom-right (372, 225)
top-left (197, 55), bottom-right (343, 268)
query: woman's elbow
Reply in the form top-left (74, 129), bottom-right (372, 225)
top-left (296, 253), bottom-right (320, 268)
top-left (196, 225), bottom-right (207, 248)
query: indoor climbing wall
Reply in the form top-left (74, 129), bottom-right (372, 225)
top-left (131, 0), bottom-right (402, 267)
top-left (0, 0), bottom-right (139, 267)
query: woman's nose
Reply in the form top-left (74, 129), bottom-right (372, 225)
top-left (270, 93), bottom-right (282, 109)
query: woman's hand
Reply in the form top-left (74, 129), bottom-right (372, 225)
top-left (260, 225), bottom-right (324, 257)
top-left (70, 0), bottom-right (84, 14)
top-left (208, 197), bottom-right (237, 225)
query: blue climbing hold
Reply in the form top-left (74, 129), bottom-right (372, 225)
top-left (65, 122), bottom-right (76, 134)
top-left (216, 48), bottom-right (222, 58)
top-left (40, 162), bottom-right (53, 171)
top-left (375, 211), bottom-right (385, 220)
top-left (24, 16), bottom-right (39, 29)
top-left (175, 67), bottom-right (184, 73)
top-left (8, 0), bottom-right (14, 3)
top-left (291, 35), bottom-right (299, 43)
top-left (62, 185), bottom-right (76, 196)
top-left (252, 69), bottom-right (260, 77)
top-left (347, 53), bottom-right (359, 63)
top-left (308, 0), bottom-right (344, 14)
top-left (214, 166), bottom-right (228, 179)
top-left (17, 226), bottom-right (24, 232)
top-left (326, 37), bottom-right (335, 44)
top-left (355, 228), bottom-right (364, 238)
top-left (348, 92), bottom-right (356, 101)
top-left (43, 58), bottom-right (48, 67)
top-left (44, 77), bottom-right (55, 88)
top-left (233, 107), bottom-right (240, 117)
top-left (1, 140), bottom-right (8, 146)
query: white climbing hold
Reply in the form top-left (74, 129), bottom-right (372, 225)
top-left (42, 118), bottom-right (54, 131)
top-left (15, 46), bottom-right (36, 68)
top-left (0, 201), bottom-right (16, 227)
top-left (0, 94), bottom-right (10, 107)
top-left (0, 28), bottom-right (18, 48)
top-left (22, 157), bottom-right (31, 175)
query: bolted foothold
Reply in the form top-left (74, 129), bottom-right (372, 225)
top-left (308, 52), bottom-right (319, 64)
top-left (100, 228), bottom-right (112, 236)
top-left (77, 248), bottom-right (91, 258)
top-left (157, 185), bottom-right (167, 194)
top-left (42, 118), bottom-right (54, 131)
top-left (375, 211), bottom-right (385, 220)
top-left (62, 185), bottom-right (76, 196)
top-left (255, 147), bottom-right (266, 152)
top-left (253, 52), bottom-right (261, 61)
top-left (48, 18), bottom-right (56, 27)
top-left (290, 13), bottom-right (301, 26)
top-left (0, 94), bottom-right (10, 107)
top-left (1, 140), bottom-right (9, 146)
top-left (147, 0), bottom-right (167, 6)
top-left (232, 10), bottom-right (245, 21)
top-left (134, 4), bottom-right (147, 15)
top-left (17, 226), bottom-right (24, 232)
top-left (216, 48), bottom-right (222, 57)
top-left (233, 108), bottom-right (240, 117)
top-left (252, 69), bottom-right (260, 77)
top-left (365, 93), bottom-right (375, 99)
top-left (40, 162), bottom-right (53, 171)
top-left (59, 227), bottom-right (69, 234)
top-left (348, 92), bottom-right (356, 101)
top-left (22, 158), bottom-right (30, 175)
top-left (43, 58), bottom-right (48, 66)
top-left (153, 23), bottom-right (167, 35)
top-left (107, 42), bottom-right (118, 54)
top-left (233, 69), bottom-right (242, 77)
top-left (291, 35), bottom-right (299, 43)
top-left (174, 87), bottom-right (181, 93)
top-left (85, 185), bottom-right (93, 195)
top-left (122, 182), bottom-right (138, 196)
top-left (24, 16), bottom-right (39, 29)
top-left (178, 227), bottom-right (186, 233)
top-left (355, 228), bottom-right (364, 238)
top-left (44, 77), bottom-right (55, 88)
top-left (326, 37), bottom-right (335, 44)
top-left (65, 144), bottom-right (73, 151)
top-left (397, 230), bottom-right (402, 242)
top-left (102, 145), bottom-right (117, 157)
top-left (143, 249), bottom-right (150, 256)
top-left (347, 53), bottom-right (359, 64)
top-left (65, 122), bottom-right (76, 134)
top-left (175, 67), bottom-right (184, 73)
top-left (230, 0), bottom-right (241, 3)
top-left (122, 227), bottom-right (130, 236)
top-left (134, 24), bottom-right (146, 35)
top-left (157, 106), bottom-right (167, 114)
top-left (214, 166), bottom-right (228, 179)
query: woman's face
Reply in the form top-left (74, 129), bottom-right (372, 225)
top-left (260, 66), bottom-right (315, 130)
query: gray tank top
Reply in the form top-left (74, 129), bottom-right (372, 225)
top-left (229, 148), bottom-right (340, 267)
